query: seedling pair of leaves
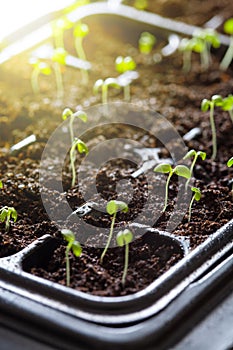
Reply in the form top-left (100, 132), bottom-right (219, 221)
top-left (62, 108), bottom-right (89, 187)
top-left (115, 56), bottom-right (137, 101)
top-left (73, 22), bottom-right (89, 84)
top-left (29, 58), bottom-right (51, 94)
top-left (0, 206), bottom-right (18, 232)
top-left (220, 18), bottom-right (233, 70)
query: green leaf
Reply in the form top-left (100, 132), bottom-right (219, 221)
top-left (197, 151), bottom-right (207, 160)
top-left (73, 110), bottom-right (88, 122)
top-left (116, 229), bottom-right (133, 247)
top-left (183, 149), bottom-right (196, 159)
top-left (61, 229), bottom-right (75, 244)
top-left (174, 165), bottom-right (191, 179)
top-left (52, 48), bottom-right (67, 65)
top-left (227, 157), bottom-right (233, 167)
top-left (224, 18), bottom-right (233, 35)
top-left (10, 208), bottom-right (18, 222)
top-left (201, 99), bottom-right (210, 112)
top-left (39, 62), bottom-right (51, 75)
top-left (0, 208), bottom-right (8, 222)
top-left (77, 140), bottom-right (89, 154)
top-left (212, 94), bottom-right (223, 106)
top-left (0, 180), bottom-right (3, 189)
top-left (74, 23), bottom-right (89, 38)
top-left (106, 200), bottom-right (128, 215)
top-left (153, 163), bottom-right (172, 174)
top-left (191, 187), bottom-right (202, 201)
top-left (139, 32), bottom-right (156, 54)
top-left (222, 95), bottom-right (233, 111)
top-left (62, 108), bottom-right (73, 120)
top-left (71, 241), bottom-right (82, 257)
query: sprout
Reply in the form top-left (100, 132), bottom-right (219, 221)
top-left (93, 78), bottom-right (121, 105)
top-left (52, 16), bottom-right (73, 49)
top-left (62, 108), bottom-right (88, 145)
top-left (220, 18), bottom-right (233, 70)
top-left (61, 229), bottom-right (82, 287)
top-left (0, 206), bottom-right (18, 232)
top-left (52, 48), bottom-right (68, 99)
top-left (201, 95), bottom-right (223, 159)
top-left (29, 58), bottom-right (51, 94)
top-left (0, 180), bottom-right (3, 189)
top-left (116, 229), bottom-right (133, 286)
top-left (218, 94), bottom-right (233, 123)
top-left (70, 137), bottom-right (88, 187)
top-left (188, 187), bottom-right (201, 222)
top-left (227, 157), bottom-right (233, 167)
top-left (73, 22), bottom-right (89, 84)
top-left (100, 200), bottom-right (128, 264)
top-left (183, 149), bottom-right (206, 188)
top-left (153, 163), bottom-right (191, 212)
top-left (138, 31), bottom-right (156, 54)
top-left (178, 37), bottom-right (204, 72)
top-left (193, 28), bottom-right (220, 70)
top-left (115, 56), bottom-right (136, 101)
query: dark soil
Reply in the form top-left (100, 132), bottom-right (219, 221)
top-left (0, 0), bottom-right (232, 296)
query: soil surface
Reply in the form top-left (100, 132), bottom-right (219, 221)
top-left (0, 0), bottom-right (232, 296)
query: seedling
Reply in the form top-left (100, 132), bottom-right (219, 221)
top-left (61, 229), bottom-right (82, 287)
top-left (138, 31), bottom-right (156, 54)
top-left (201, 95), bottom-right (223, 159)
top-left (73, 22), bottom-right (89, 84)
top-left (220, 18), bottom-right (233, 70)
top-left (178, 37), bottom-right (204, 72)
top-left (115, 56), bottom-right (136, 101)
top-left (93, 78), bottom-right (121, 105)
top-left (52, 47), bottom-right (68, 99)
top-left (188, 187), bottom-right (201, 222)
top-left (62, 108), bottom-right (88, 145)
top-left (100, 200), bottom-right (128, 264)
top-left (116, 229), bottom-right (133, 286)
top-left (0, 206), bottom-right (18, 232)
top-left (218, 94), bottom-right (233, 123)
top-left (0, 180), bottom-right (3, 189)
top-left (227, 157), bottom-right (233, 167)
top-left (52, 16), bottom-right (73, 49)
top-left (193, 28), bottom-right (220, 70)
top-left (183, 149), bottom-right (206, 188)
top-left (153, 163), bottom-right (191, 212)
top-left (70, 137), bottom-right (88, 187)
top-left (29, 58), bottom-right (52, 94)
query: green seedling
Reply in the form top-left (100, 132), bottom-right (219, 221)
top-left (227, 157), bottom-right (233, 167)
top-left (52, 47), bottom-right (68, 99)
top-left (74, 22), bottom-right (89, 84)
top-left (183, 149), bottom-right (206, 188)
top-left (0, 180), bottom-right (3, 189)
top-left (29, 58), bottom-right (52, 94)
top-left (138, 31), bottom-right (156, 54)
top-left (188, 187), bottom-right (201, 222)
top-left (220, 18), bottom-right (233, 70)
top-left (116, 229), bottom-right (133, 286)
top-left (62, 108), bottom-right (88, 145)
top-left (178, 37), bottom-right (204, 72)
top-left (70, 137), bottom-right (88, 187)
top-left (115, 56), bottom-right (136, 101)
top-left (61, 229), bottom-right (82, 287)
top-left (93, 78), bottom-right (121, 105)
top-left (219, 94), bottom-right (233, 123)
top-left (100, 200), bottom-right (128, 264)
top-left (153, 163), bottom-right (191, 212)
top-left (0, 206), bottom-right (17, 232)
top-left (193, 28), bottom-right (220, 70)
top-left (52, 16), bottom-right (73, 49)
top-left (201, 95), bottom-right (223, 159)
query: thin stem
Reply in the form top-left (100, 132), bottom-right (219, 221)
top-left (69, 115), bottom-right (74, 145)
top-left (31, 69), bottom-right (40, 94)
top-left (163, 171), bottom-right (173, 212)
top-left (100, 212), bottom-right (116, 263)
top-left (220, 36), bottom-right (233, 71)
top-left (122, 243), bottom-right (129, 286)
top-left (54, 62), bottom-right (64, 100)
top-left (70, 145), bottom-right (76, 187)
top-left (210, 103), bottom-right (217, 160)
top-left (75, 37), bottom-right (86, 60)
top-left (124, 84), bottom-right (130, 101)
top-left (188, 194), bottom-right (195, 222)
top-left (200, 44), bottom-right (209, 70)
top-left (66, 243), bottom-right (72, 287)
top-left (5, 214), bottom-right (10, 232)
top-left (185, 153), bottom-right (197, 190)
